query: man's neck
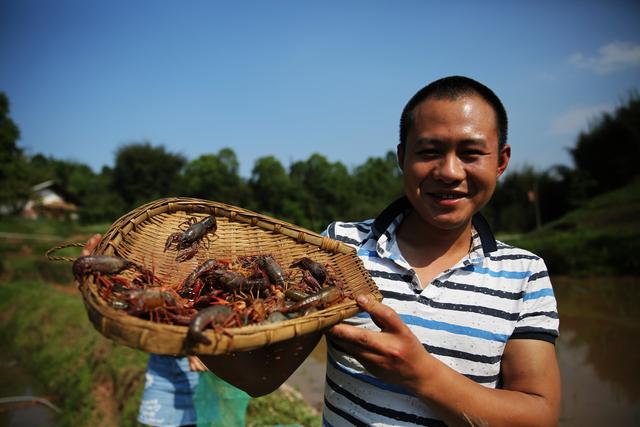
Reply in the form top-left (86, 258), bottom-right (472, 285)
top-left (395, 211), bottom-right (473, 270)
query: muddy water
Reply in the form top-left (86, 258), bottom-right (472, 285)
top-left (286, 277), bottom-right (640, 426)
top-left (555, 277), bottom-right (640, 426)
top-left (0, 358), bottom-right (59, 427)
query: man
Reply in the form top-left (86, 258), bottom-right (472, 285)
top-left (321, 76), bottom-right (560, 426)
top-left (206, 76), bottom-right (560, 426)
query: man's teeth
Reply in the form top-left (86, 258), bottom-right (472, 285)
top-left (434, 193), bottom-right (461, 199)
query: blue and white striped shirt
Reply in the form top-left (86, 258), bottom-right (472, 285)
top-left (322, 198), bottom-right (559, 426)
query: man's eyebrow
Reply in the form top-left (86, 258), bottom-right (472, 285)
top-left (414, 137), bottom-right (488, 146)
top-left (460, 138), bottom-right (489, 147)
top-left (414, 137), bottom-right (442, 145)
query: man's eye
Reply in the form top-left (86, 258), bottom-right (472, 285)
top-left (417, 149), bottom-right (439, 157)
top-left (462, 150), bottom-right (484, 157)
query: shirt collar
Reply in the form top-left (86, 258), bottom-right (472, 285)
top-left (374, 210), bottom-right (407, 265)
top-left (371, 196), bottom-right (498, 258)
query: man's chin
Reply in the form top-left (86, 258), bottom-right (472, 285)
top-left (412, 209), bottom-right (473, 232)
top-left (429, 218), bottom-right (471, 232)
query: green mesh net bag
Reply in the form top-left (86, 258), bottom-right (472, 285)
top-left (194, 372), bottom-right (251, 427)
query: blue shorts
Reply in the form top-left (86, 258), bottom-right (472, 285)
top-left (137, 355), bottom-right (199, 427)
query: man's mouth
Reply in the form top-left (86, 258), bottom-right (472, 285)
top-left (427, 192), bottom-right (467, 200)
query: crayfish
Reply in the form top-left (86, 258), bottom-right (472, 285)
top-left (257, 255), bottom-right (287, 286)
top-left (178, 258), bottom-right (227, 299)
top-left (114, 287), bottom-right (196, 324)
top-left (280, 286), bottom-right (343, 315)
top-left (164, 214), bottom-right (217, 262)
top-left (291, 257), bottom-right (328, 287)
top-left (72, 255), bottom-right (153, 284)
top-left (74, 249), bottom-right (353, 349)
top-left (188, 305), bottom-right (241, 345)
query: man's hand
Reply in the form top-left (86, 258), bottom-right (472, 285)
top-left (188, 356), bottom-right (209, 372)
top-left (328, 294), bottom-right (561, 427)
top-left (327, 294), bottom-right (434, 391)
top-left (81, 233), bottom-right (102, 256)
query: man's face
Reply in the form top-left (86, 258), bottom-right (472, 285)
top-left (397, 94), bottom-right (510, 232)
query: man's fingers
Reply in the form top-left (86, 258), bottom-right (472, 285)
top-left (329, 323), bottom-right (382, 354)
top-left (81, 233), bottom-right (102, 256)
top-left (356, 294), bottom-right (406, 333)
top-left (188, 356), bottom-right (209, 372)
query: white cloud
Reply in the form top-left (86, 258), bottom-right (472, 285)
top-left (568, 41), bottom-right (640, 75)
top-left (550, 104), bottom-right (612, 135)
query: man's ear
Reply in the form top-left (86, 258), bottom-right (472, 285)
top-left (497, 144), bottom-right (511, 178)
top-left (397, 143), bottom-right (405, 171)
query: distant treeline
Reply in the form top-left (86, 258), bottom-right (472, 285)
top-left (1, 91), bottom-right (638, 233)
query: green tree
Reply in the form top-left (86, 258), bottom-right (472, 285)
top-left (249, 156), bottom-right (294, 220)
top-left (349, 151), bottom-right (403, 220)
top-left (536, 165), bottom-right (581, 224)
top-left (183, 148), bottom-right (249, 205)
top-left (112, 142), bottom-right (186, 208)
top-left (77, 166), bottom-right (127, 223)
top-left (0, 92), bottom-right (31, 214)
top-left (484, 166), bottom-right (540, 233)
top-left (570, 92), bottom-right (640, 195)
top-left (289, 153), bottom-right (353, 230)
top-left (29, 155), bottom-right (93, 195)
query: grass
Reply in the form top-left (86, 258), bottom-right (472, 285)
top-left (503, 179), bottom-right (640, 276)
top-left (0, 216), bottom-right (109, 238)
top-left (0, 217), bottom-right (102, 285)
top-left (0, 280), bottom-right (143, 426)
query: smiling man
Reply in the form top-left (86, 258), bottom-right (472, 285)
top-left (202, 76), bottom-right (561, 427)
top-left (324, 76), bottom-right (560, 426)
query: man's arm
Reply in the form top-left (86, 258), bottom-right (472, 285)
top-left (328, 295), bottom-right (561, 427)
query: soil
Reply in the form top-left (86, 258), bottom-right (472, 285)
top-left (91, 380), bottom-right (119, 427)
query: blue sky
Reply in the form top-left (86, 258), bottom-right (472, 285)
top-left (1, 0), bottom-right (639, 177)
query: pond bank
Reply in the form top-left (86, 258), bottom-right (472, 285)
top-left (0, 280), bottom-right (321, 426)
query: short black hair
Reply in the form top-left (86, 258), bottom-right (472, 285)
top-left (399, 76), bottom-right (508, 150)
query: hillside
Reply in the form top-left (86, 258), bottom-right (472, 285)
top-left (503, 179), bottom-right (640, 276)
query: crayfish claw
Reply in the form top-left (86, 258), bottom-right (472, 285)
top-left (164, 233), bottom-right (180, 251)
top-left (175, 246), bottom-right (199, 262)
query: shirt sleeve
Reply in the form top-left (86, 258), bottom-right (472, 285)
top-left (511, 258), bottom-right (559, 344)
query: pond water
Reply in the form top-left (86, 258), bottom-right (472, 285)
top-left (286, 276), bottom-right (640, 426)
top-left (555, 276), bottom-right (640, 426)
top-left (0, 358), bottom-right (59, 427)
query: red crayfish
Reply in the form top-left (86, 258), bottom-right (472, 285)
top-left (188, 305), bottom-right (241, 345)
top-left (164, 215), bottom-right (217, 262)
top-left (72, 255), bottom-right (154, 284)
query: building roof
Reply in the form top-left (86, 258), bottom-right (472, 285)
top-left (31, 180), bottom-right (81, 205)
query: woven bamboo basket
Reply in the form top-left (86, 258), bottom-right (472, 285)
top-left (50, 197), bottom-right (381, 356)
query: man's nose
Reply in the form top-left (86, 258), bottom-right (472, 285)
top-left (436, 153), bottom-right (465, 183)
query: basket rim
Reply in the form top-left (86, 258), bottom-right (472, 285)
top-left (95, 197), bottom-right (356, 258)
